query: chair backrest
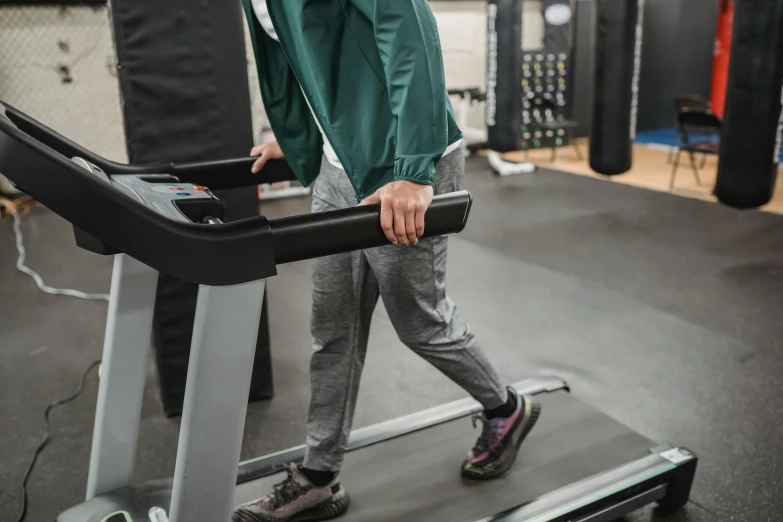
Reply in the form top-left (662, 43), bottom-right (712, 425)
top-left (677, 108), bottom-right (722, 142)
top-left (674, 94), bottom-right (711, 112)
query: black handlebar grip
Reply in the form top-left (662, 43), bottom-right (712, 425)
top-left (269, 191), bottom-right (472, 265)
top-left (172, 157), bottom-right (296, 189)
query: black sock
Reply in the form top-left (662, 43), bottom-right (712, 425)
top-left (485, 389), bottom-right (518, 420)
top-left (299, 466), bottom-right (336, 487)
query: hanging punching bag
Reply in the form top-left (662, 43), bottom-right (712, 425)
top-left (589, 0), bottom-right (643, 176)
top-left (486, 0), bottom-right (522, 153)
top-left (714, 0), bottom-right (783, 210)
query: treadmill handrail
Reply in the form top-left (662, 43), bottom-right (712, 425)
top-left (0, 102), bottom-right (472, 286)
top-left (269, 191), bottom-right (472, 264)
top-left (0, 100), bottom-right (295, 189)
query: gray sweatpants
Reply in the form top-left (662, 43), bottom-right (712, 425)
top-left (304, 150), bottom-right (507, 472)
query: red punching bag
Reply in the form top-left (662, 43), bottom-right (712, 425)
top-left (711, 0), bottom-right (734, 117)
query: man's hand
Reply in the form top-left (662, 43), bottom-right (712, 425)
top-left (250, 141), bottom-right (284, 173)
top-left (359, 181), bottom-right (434, 246)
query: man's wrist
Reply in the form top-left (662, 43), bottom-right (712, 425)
top-left (392, 175), bottom-right (434, 187)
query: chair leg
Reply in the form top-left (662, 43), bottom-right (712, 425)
top-left (670, 149), bottom-right (681, 191)
top-left (667, 147), bottom-right (674, 165)
top-left (700, 154), bottom-right (708, 169)
top-left (569, 130), bottom-right (583, 160)
top-left (687, 150), bottom-right (702, 185)
top-left (551, 146), bottom-right (557, 163)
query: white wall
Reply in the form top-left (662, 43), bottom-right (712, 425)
top-left (432, 0), bottom-right (544, 130)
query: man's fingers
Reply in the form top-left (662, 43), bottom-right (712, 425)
top-left (362, 192), bottom-right (402, 245)
top-left (405, 206), bottom-right (418, 245)
top-left (250, 144), bottom-right (266, 156)
top-left (393, 207), bottom-right (409, 246)
top-left (251, 152), bottom-right (269, 174)
top-left (414, 206), bottom-right (426, 238)
top-left (380, 198), bottom-right (397, 244)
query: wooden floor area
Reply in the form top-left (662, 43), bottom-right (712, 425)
top-left (498, 140), bottom-right (783, 215)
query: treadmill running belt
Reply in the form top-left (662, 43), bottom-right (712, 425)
top-left (233, 391), bottom-right (656, 522)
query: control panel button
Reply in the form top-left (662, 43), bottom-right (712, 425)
top-left (192, 185), bottom-right (206, 191)
top-left (176, 192), bottom-right (191, 197)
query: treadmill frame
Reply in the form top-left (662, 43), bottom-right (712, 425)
top-left (234, 377), bottom-right (697, 522)
top-left (65, 374), bottom-right (697, 522)
top-left (84, 254), bottom-right (268, 522)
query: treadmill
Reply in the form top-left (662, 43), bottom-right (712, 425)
top-left (0, 101), bottom-right (697, 522)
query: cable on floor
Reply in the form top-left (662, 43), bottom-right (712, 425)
top-left (2, 196), bottom-right (109, 521)
top-left (2, 196), bottom-right (109, 301)
top-left (15, 360), bottom-right (102, 522)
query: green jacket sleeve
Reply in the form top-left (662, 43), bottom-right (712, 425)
top-left (350, 0), bottom-right (451, 186)
top-left (242, 0), bottom-right (324, 188)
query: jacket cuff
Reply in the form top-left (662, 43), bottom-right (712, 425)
top-left (392, 157), bottom-right (436, 186)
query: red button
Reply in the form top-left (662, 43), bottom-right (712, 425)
top-left (169, 187), bottom-right (185, 191)
top-left (192, 185), bottom-right (206, 191)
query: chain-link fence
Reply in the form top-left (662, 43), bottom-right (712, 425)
top-left (0, 4), bottom-right (127, 162)
top-left (0, 4), bottom-right (273, 195)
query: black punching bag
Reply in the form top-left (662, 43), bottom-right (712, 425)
top-left (110, 0), bottom-right (274, 416)
top-left (589, 0), bottom-right (643, 175)
top-left (714, 0), bottom-right (783, 209)
top-left (486, 0), bottom-right (522, 153)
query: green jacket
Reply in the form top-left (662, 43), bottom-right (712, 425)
top-left (241, 0), bottom-right (462, 199)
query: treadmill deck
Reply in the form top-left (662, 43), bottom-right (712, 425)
top-left (234, 390), bottom-right (656, 522)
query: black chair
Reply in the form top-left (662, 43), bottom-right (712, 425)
top-left (668, 94), bottom-right (712, 164)
top-left (670, 108), bottom-right (721, 191)
top-left (533, 97), bottom-right (582, 162)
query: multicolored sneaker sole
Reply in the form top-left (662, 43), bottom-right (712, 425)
top-left (232, 483), bottom-right (350, 522)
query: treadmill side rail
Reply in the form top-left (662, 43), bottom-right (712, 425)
top-left (346, 377), bottom-right (567, 451)
top-left (488, 446), bottom-right (697, 522)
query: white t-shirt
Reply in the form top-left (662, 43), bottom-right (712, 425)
top-left (250, 0), bottom-right (461, 172)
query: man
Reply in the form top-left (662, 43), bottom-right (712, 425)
top-left (234, 2), bottom-right (541, 521)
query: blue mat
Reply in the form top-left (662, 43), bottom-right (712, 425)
top-left (637, 127), bottom-right (783, 162)
top-left (635, 128), bottom-right (718, 148)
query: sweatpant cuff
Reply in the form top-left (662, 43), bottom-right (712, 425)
top-left (479, 385), bottom-right (509, 411)
top-left (304, 447), bottom-right (344, 473)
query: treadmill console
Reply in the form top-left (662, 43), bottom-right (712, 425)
top-left (70, 157), bottom-right (220, 223)
top-left (69, 157), bottom-right (224, 255)
top-left (112, 175), bottom-right (215, 223)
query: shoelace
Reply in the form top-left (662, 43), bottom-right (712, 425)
top-left (267, 466), bottom-right (307, 509)
top-left (471, 415), bottom-right (505, 453)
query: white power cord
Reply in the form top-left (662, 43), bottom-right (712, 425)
top-left (10, 210), bottom-right (109, 301)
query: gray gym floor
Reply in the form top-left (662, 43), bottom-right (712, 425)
top-left (1, 158), bottom-right (781, 521)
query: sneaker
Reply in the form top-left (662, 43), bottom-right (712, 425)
top-left (232, 464), bottom-right (350, 522)
top-left (461, 389), bottom-right (541, 480)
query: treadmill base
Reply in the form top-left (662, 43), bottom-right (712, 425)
top-left (59, 378), bottom-right (697, 522)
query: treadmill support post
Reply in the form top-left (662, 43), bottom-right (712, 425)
top-left (168, 280), bottom-right (267, 522)
top-left (87, 255), bottom-right (159, 498)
